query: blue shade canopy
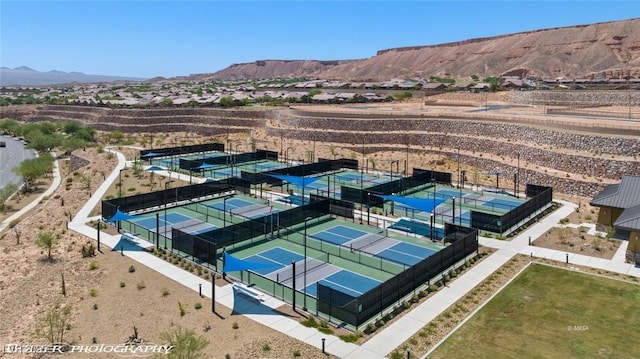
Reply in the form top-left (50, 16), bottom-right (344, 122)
top-left (141, 151), bottom-right (164, 158)
top-left (267, 174), bottom-right (321, 188)
top-left (145, 165), bottom-right (166, 172)
top-left (106, 209), bottom-right (137, 222)
top-left (222, 252), bottom-right (279, 273)
top-left (377, 195), bottom-right (447, 213)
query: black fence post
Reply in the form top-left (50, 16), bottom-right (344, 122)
top-left (96, 220), bottom-right (101, 252)
top-left (292, 261), bottom-right (296, 310)
top-left (211, 271), bottom-right (216, 313)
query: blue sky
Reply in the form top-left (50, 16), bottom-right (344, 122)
top-left (1, 1), bottom-right (638, 79)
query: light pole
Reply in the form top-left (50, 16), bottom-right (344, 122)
top-left (223, 196), bottom-right (230, 239)
top-left (285, 147), bottom-right (293, 167)
top-left (232, 143), bottom-right (241, 178)
top-left (405, 144), bottom-right (409, 176)
top-left (516, 153), bottom-right (520, 197)
top-left (303, 216), bottom-right (312, 311)
top-left (367, 192), bottom-right (371, 225)
top-left (390, 160), bottom-right (398, 182)
top-left (457, 148), bottom-right (462, 197)
top-left (430, 213), bottom-right (434, 240)
top-left (118, 168), bottom-right (125, 198)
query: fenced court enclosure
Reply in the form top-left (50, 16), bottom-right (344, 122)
top-left (102, 143), bottom-right (554, 329)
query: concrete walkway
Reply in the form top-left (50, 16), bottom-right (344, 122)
top-left (0, 152), bottom-right (62, 233)
top-left (66, 149), bottom-right (640, 359)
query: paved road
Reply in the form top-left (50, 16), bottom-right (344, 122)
top-left (0, 135), bottom-right (36, 191)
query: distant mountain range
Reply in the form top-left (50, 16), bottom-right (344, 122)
top-left (193, 18), bottom-right (640, 81)
top-left (0, 66), bottom-right (147, 86)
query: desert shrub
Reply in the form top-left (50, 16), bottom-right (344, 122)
top-left (128, 265), bottom-right (136, 273)
top-left (119, 281), bottom-right (126, 288)
top-left (194, 302), bottom-right (202, 310)
top-left (339, 330), bottom-right (363, 343)
top-left (301, 316), bottom-right (318, 328)
top-left (136, 281), bottom-right (146, 290)
top-left (89, 288), bottom-right (98, 297)
top-left (81, 243), bottom-right (96, 258)
top-left (88, 260), bottom-right (99, 271)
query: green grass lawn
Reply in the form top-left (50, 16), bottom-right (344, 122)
top-left (429, 264), bottom-right (640, 359)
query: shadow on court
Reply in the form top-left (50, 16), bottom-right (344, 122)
top-left (230, 288), bottom-right (299, 318)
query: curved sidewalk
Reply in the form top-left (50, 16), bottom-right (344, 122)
top-left (0, 152), bottom-right (62, 233)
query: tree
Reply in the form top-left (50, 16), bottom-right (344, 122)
top-left (308, 89), bottom-right (321, 97)
top-left (36, 297), bottom-right (72, 344)
top-left (159, 327), bottom-right (209, 359)
top-left (219, 97), bottom-right (235, 107)
top-left (107, 131), bottom-right (125, 144)
top-left (36, 231), bottom-right (58, 260)
top-left (0, 183), bottom-right (19, 212)
top-left (62, 120), bottom-right (82, 135)
top-left (60, 137), bottom-right (86, 155)
top-left (13, 156), bottom-right (52, 192)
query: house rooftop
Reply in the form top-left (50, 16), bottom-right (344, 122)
top-left (591, 175), bottom-right (640, 209)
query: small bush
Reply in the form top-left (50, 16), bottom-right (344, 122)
top-left (194, 302), bottom-right (202, 310)
top-left (89, 288), bottom-right (98, 297)
top-left (119, 281), bottom-right (126, 288)
top-left (232, 322), bottom-right (239, 329)
top-left (178, 302), bottom-right (186, 316)
top-left (92, 303), bottom-right (98, 310)
top-left (88, 260), bottom-right (99, 270)
top-left (366, 322), bottom-right (377, 334)
top-left (81, 243), bottom-right (96, 258)
top-left (339, 330), bottom-right (363, 343)
top-left (137, 281), bottom-right (146, 290)
top-left (162, 288), bottom-right (170, 297)
top-left (262, 343), bottom-right (270, 352)
top-left (301, 316), bottom-right (318, 328)
top-left (292, 349), bottom-right (301, 357)
top-left (128, 266), bottom-right (136, 273)
top-left (402, 300), bottom-right (411, 309)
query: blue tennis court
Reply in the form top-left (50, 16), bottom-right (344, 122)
top-left (310, 225), bottom-right (368, 246)
top-left (436, 189), bottom-right (464, 199)
top-left (483, 197), bottom-right (522, 211)
top-left (208, 198), bottom-right (254, 212)
top-left (377, 242), bottom-right (434, 266)
top-left (452, 210), bottom-right (472, 227)
top-left (305, 269), bottom-right (381, 298)
top-left (389, 219), bottom-right (445, 239)
top-left (335, 172), bottom-right (361, 182)
top-left (242, 247), bottom-right (304, 275)
top-left (277, 194), bottom-right (308, 206)
top-left (255, 162), bottom-right (283, 171)
top-left (133, 212), bottom-right (192, 230)
top-left (190, 224), bottom-right (219, 234)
